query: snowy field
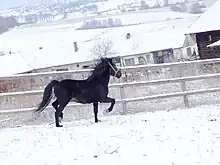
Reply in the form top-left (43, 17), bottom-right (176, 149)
top-left (1, 105), bottom-right (220, 165)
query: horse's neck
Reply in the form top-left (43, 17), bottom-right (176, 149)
top-left (101, 74), bottom-right (110, 86)
top-left (87, 72), bottom-right (110, 85)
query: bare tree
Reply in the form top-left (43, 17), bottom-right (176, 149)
top-left (90, 38), bottom-right (116, 58)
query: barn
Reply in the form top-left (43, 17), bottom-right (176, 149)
top-left (186, 0), bottom-right (220, 59)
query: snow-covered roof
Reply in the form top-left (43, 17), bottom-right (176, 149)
top-left (186, 0), bottom-right (220, 34)
top-left (0, 12), bottom-right (197, 75)
top-left (207, 40), bottom-right (220, 47)
top-left (0, 54), bottom-right (32, 76)
top-left (18, 42), bottom-right (95, 70)
top-left (0, 26), bottom-right (186, 72)
top-left (2, 29), bottom-right (184, 74)
top-left (111, 29), bottom-right (185, 56)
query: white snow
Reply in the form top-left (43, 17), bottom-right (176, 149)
top-left (98, 11), bottom-right (197, 26)
top-left (186, 0), bottom-right (220, 34)
top-left (111, 27), bottom-right (185, 56)
top-left (207, 40), bottom-right (220, 48)
top-left (93, 0), bottom-right (185, 12)
top-left (1, 105), bottom-right (220, 165)
top-left (0, 53), bottom-right (32, 76)
top-left (0, 13), bottom-right (198, 76)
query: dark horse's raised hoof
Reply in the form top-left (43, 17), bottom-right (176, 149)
top-left (56, 125), bottom-right (63, 127)
top-left (103, 109), bottom-right (110, 114)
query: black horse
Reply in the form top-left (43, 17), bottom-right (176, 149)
top-left (35, 57), bottom-right (122, 127)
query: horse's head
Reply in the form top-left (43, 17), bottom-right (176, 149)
top-left (100, 57), bottom-right (122, 78)
top-left (87, 57), bottom-right (122, 82)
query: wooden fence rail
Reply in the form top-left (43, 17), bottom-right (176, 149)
top-left (1, 73), bottom-right (220, 115)
top-left (1, 58), bottom-right (220, 115)
top-left (1, 57), bottom-right (220, 80)
top-left (1, 72), bottom-right (220, 97)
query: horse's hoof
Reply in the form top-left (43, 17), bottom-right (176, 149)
top-left (95, 119), bottom-right (101, 123)
top-left (56, 125), bottom-right (63, 127)
top-left (103, 109), bottom-right (109, 114)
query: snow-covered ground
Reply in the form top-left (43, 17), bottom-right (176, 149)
top-left (1, 104), bottom-right (220, 165)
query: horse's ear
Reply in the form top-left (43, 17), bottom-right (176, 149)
top-left (101, 57), bottom-right (110, 64)
top-left (100, 57), bottom-right (104, 62)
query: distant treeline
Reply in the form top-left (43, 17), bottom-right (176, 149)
top-left (0, 16), bottom-right (21, 34)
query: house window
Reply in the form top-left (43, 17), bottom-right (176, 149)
top-left (208, 35), bottom-right (212, 41)
top-left (83, 65), bottom-right (89, 69)
top-left (112, 56), bottom-right (121, 64)
top-left (56, 68), bottom-right (68, 71)
top-left (153, 51), bottom-right (164, 64)
top-left (124, 58), bottom-right (135, 66)
top-left (138, 56), bottom-right (146, 65)
top-left (145, 54), bottom-right (152, 64)
top-left (186, 47), bottom-right (192, 56)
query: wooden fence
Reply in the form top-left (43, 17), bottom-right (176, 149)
top-left (1, 58), bottom-right (220, 115)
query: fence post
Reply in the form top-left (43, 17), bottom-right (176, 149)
top-left (119, 71), bottom-right (127, 114)
top-left (212, 62), bottom-right (217, 73)
top-left (119, 86), bottom-right (127, 114)
top-left (180, 80), bottom-right (189, 108)
top-left (178, 66), bottom-right (189, 108)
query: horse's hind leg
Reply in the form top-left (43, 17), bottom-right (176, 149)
top-left (52, 99), bottom-right (63, 122)
top-left (55, 99), bottom-right (70, 127)
top-left (54, 87), bottom-right (71, 127)
top-left (52, 99), bottom-right (58, 110)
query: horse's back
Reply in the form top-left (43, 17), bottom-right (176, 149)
top-left (59, 79), bottom-right (85, 88)
top-left (57, 78), bottom-right (108, 102)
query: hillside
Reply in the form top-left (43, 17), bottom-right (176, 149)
top-left (0, 0), bottom-right (206, 24)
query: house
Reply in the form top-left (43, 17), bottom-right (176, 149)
top-left (0, 29), bottom-right (186, 76)
top-left (115, 30), bottom-right (186, 66)
top-left (0, 13), bottom-right (198, 76)
top-left (0, 30), bottom-right (187, 75)
top-left (181, 34), bottom-right (199, 61)
top-left (185, 0), bottom-right (220, 59)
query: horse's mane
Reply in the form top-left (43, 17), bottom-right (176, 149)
top-left (86, 57), bottom-right (110, 81)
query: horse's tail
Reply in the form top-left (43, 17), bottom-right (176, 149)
top-left (35, 80), bottom-right (59, 113)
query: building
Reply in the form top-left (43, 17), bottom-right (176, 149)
top-left (117, 29), bottom-right (187, 66)
top-left (186, 0), bottom-right (220, 59)
top-left (0, 13), bottom-right (199, 76)
top-left (181, 34), bottom-right (199, 60)
top-left (0, 29), bottom-right (188, 76)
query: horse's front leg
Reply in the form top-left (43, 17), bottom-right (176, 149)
top-left (100, 97), bottom-right (115, 114)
